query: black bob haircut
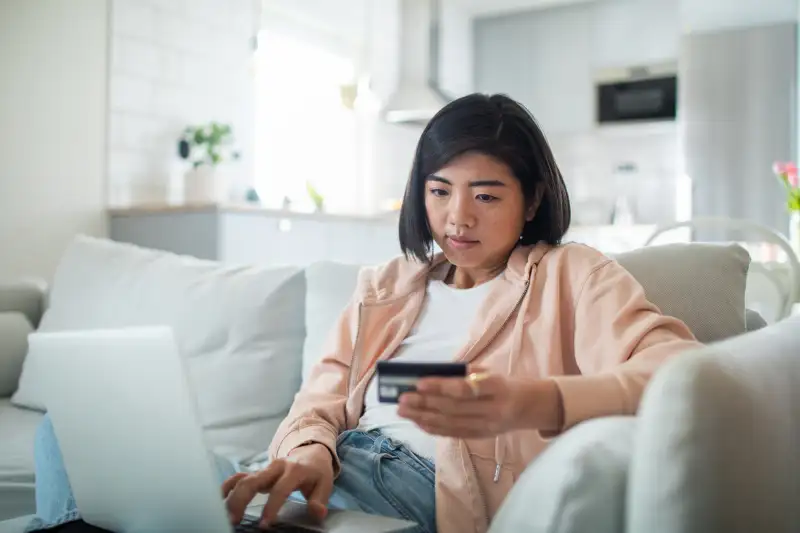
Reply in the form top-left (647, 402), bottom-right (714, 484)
top-left (398, 93), bottom-right (571, 264)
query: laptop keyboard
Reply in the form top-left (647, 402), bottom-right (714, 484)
top-left (235, 515), bottom-right (319, 532)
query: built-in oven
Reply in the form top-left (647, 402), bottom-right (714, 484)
top-left (595, 62), bottom-right (678, 124)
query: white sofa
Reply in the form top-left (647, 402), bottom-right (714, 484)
top-left (0, 235), bottom-right (797, 532)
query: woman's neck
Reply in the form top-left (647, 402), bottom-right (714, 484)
top-left (445, 263), bottom-right (506, 289)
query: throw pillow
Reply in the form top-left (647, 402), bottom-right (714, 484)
top-left (11, 235), bottom-right (306, 464)
top-left (614, 243), bottom-right (750, 343)
top-left (302, 261), bottom-right (361, 381)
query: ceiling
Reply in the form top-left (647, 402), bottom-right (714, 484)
top-left (453, 0), bottom-right (599, 18)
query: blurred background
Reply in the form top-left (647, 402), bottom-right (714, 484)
top-left (1, 0), bottom-right (799, 306)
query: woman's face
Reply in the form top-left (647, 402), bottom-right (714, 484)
top-left (425, 151), bottom-right (536, 277)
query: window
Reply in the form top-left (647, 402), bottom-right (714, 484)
top-left (254, 31), bottom-right (360, 213)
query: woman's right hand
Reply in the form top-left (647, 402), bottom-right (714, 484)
top-left (222, 443), bottom-right (335, 528)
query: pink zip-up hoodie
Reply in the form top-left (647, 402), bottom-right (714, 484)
top-left (269, 242), bottom-right (702, 533)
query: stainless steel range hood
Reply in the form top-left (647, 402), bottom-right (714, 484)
top-left (382, 0), bottom-right (450, 126)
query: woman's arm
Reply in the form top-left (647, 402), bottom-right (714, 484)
top-left (267, 297), bottom-right (360, 475)
top-left (545, 258), bottom-right (703, 432)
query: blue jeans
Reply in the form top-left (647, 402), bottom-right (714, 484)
top-left (27, 415), bottom-right (437, 533)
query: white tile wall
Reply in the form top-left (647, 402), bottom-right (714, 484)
top-left (107, 0), bottom-right (258, 206)
top-left (549, 123), bottom-right (681, 226)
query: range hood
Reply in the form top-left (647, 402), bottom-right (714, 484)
top-left (382, 0), bottom-right (450, 126)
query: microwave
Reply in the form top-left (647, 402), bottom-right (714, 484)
top-left (595, 63), bottom-right (677, 124)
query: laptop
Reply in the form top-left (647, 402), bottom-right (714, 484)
top-left (33, 326), bottom-right (416, 533)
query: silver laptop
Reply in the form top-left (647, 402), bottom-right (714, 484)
top-left (33, 326), bottom-right (416, 533)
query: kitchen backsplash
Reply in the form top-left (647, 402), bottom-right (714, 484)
top-left (548, 122), bottom-right (680, 226)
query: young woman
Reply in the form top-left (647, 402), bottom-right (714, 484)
top-left (30, 94), bottom-right (701, 533)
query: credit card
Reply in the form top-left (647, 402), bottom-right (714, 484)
top-left (376, 361), bottom-right (467, 403)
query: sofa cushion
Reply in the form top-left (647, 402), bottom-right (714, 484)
top-left (301, 243), bottom-right (750, 375)
top-left (302, 262), bottom-right (362, 381)
top-left (0, 313), bottom-right (32, 398)
top-left (11, 236), bottom-right (306, 465)
top-left (0, 400), bottom-right (41, 522)
top-left (302, 262), bottom-right (363, 382)
top-left (628, 315), bottom-right (800, 533)
top-left (613, 243), bottom-right (749, 343)
top-left (489, 416), bottom-right (635, 533)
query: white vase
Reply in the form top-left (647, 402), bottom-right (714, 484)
top-left (790, 212), bottom-right (800, 257)
top-left (183, 165), bottom-right (228, 204)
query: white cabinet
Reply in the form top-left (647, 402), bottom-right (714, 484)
top-left (110, 207), bottom-right (402, 268)
top-left (474, 4), bottom-right (594, 135)
top-left (591, 0), bottom-right (680, 69)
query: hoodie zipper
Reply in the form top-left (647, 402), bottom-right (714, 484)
top-left (468, 278), bottom-right (530, 530)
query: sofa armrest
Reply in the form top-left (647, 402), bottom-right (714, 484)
top-left (0, 280), bottom-right (47, 398)
top-left (0, 279), bottom-right (47, 329)
top-left (627, 315), bottom-right (800, 533)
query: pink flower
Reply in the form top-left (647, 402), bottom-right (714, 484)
top-left (774, 161), bottom-right (799, 188)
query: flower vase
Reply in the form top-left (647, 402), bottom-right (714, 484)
top-left (183, 164), bottom-right (228, 204)
top-left (791, 212), bottom-right (800, 257)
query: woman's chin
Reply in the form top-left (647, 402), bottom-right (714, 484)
top-left (441, 247), bottom-right (485, 268)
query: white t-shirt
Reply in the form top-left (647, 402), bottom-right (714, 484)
top-left (357, 267), bottom-right (500, 461)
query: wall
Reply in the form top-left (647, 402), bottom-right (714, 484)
top-left (108, 0), bottom-right (259, 206)
top-left (0, 0), bottom-right (109, 280)
top-left (260, 0), bottom-right (475, 213)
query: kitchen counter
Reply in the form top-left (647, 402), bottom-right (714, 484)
top-left (108, 202), bottom-right (400, 225)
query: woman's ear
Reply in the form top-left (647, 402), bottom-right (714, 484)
top-left (525, 184), bottom-right (545, 222)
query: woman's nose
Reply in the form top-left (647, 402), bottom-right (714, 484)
top-left (447, 193), bottom-right (475, 228)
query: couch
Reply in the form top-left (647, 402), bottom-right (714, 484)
top-left (0, 235), bottom-right (797, 533)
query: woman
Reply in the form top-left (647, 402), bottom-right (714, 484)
top-left (222, 93), bottom-right (701, 532)
top-left (29, 93), bottom-right (701, 533)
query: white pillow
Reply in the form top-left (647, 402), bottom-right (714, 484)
top-left (11, 235), bottom-right (306, 464)
top-left (302, 262), bottom-right (361, 382)
top-left (489, 417), bottom-right (636, 533)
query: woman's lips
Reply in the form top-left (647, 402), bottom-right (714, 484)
top-left (447, 236), bottom-right (479, 250)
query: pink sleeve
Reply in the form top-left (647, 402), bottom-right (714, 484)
top-left (550, 259), bottom-right (703, 431)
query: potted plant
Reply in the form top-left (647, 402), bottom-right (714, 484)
top-left (773, 161), bottom-right (800, 254)
top-left (178, 122), bottom-right (240, 203)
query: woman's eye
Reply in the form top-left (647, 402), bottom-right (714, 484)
top-left (476, 194), bottom-right (497, 203)
top-left (429, 188), bottom-right (448, 197)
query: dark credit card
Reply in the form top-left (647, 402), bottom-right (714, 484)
top-left (376, 361), bottom-right (467, 403)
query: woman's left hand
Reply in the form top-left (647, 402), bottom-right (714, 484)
top-left (397, 371), bottom-right (561, 438)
